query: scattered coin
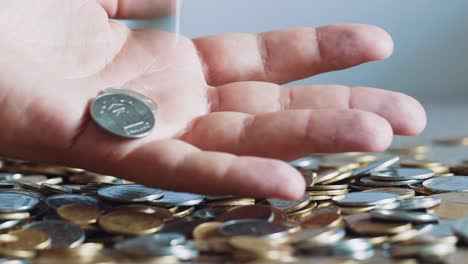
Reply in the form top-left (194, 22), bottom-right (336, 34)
top-left (369, 168), bottom-right (434, 181)
top-left (57, 204), bottom-right (102, 225)
top-left (219, 219), bottom-right (290, 239)
top-left (423, 176), bottom-right (468, 193)
top-left (352, 156), bottom-right (400, 178)
top-left (23, 220), bottom-right (85, 248)
top-left (267, 193), bottom-right (310, 213)
top-left (98, 184), bottom-right (164, 203)
top-left (98, 210), bottom-right (164, 236)
top-left (370, 209), bottom-right (439, 223)
top-left (332, 192), bottom-right (398, 207)
top-left (0, 192), bottom-right (38, 213)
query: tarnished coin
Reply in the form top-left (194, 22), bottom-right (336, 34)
top-left (369, 168), bottom-right (434, 181)
top-left (98, 184), bottom-right (163, 203)
top-left (358, 177), bottom-right (421, 187)
top-left (370, 210), bottom-right (439, 223)
top-left (57, 204), bottom-right (102, 225)
top-left (215, 205), bottom-right (275, 222)
top-left (363, 188), bottom-right (415, 200)
top-left (0, 192), bottom-right (39, 213)
top-left (90, 91), bottom-right (156, 138)
top-left (393, 196), bottom-right (441, 210)
top-left (219, 219), bottom-right (290, 239)
top-left (46, 194), bottom-right (99, 210)
top-left (23, 220), bottom-right (85, 248)
top-left (352, 156), bottom-right (400, 178)
top-left (267, 193), bottom-right (310, 213)
top-left (422, 176), bottom-right (468, 193)
top-left (148, 191), bottom-right (205, 207)
top-left (332, 192), bottom-right (398, 207)
top-left (99, 210), bottom-right (164, 236)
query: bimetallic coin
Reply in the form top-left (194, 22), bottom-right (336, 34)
top-left (90, 91), bottom-right (156, 138)
top-left (267, 193), bottom-right (310, 213)
top-left (394, 197), bottom-right (441, 211)
top-left (352, 156), bottom-right (400, 178)
top-left (98, 184), bottom-right (163, 203)
top-left (45, 194), bottom-right (99, 210)
top-left (422, 176), bottom-right (468, 193)
top-left (370, 210), bottom-right (439, 223)
top-left (148, 191), bottom-right (205, 207)
top-left (332, 192), bottom-right (398, 207)
top-left (0, 192), bottom-right (39, 213)
top-left (369, 168), bottom-right (434, 181)
top-left (23, 220), bottom-right (85, 248)
top-left (219, 219), bottom-right (290, 239)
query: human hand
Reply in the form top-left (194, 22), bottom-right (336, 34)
top-left (0, 0), bottom-right (426, 200)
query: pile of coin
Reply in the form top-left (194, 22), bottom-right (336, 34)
top-left (0, 143), bottom-right (468, 263)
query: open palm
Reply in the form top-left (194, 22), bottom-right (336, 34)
top-left (0, 0), bottom-right (426, 199)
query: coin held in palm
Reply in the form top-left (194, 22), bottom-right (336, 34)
top-left (90, 89), bottom-right (157, 139)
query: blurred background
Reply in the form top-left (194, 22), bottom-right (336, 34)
top-left (126, 0), bottom-right (468, 161)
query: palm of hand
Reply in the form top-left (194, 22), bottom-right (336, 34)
top-left (0, 0), bottom-right (426, 199)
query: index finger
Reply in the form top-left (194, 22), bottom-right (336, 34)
top-left (97, 0), bottom-right (179, 19)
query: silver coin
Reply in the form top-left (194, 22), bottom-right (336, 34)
top-left (267, 192), bottom-right (309, 213)
top-left (292, 228), bottom-right (346, 245)
top-left (332, 238), bottom-right (374, 260)
top-left (393, 197), bottom-right (441, 210)
top-left (352, 156), bottom-right (400, 178)
top-left (115, 233), bottom-right (187, 257)
top-left (0, 173), bottom-right (23, 181)
top-left (148, 191), bottom-right (205, 207)
top-left (359, 177), bottom-right (421, 187)
top-left (46, 194), bottom-right (99, 210)
top-left (370, 209), bottom-right (439, 223)
top-left (289, 156), bottom-right (319, 170)
top-left (98, 184), bottom-right (164, 203)
top-left (219, 219), bottom-right (290, 239)
top-left (332, 192), bottom-right (398, 207)
top-left (423, 176), bottom-right (468, 193)
top-left (0, 189), bottom-right (46, 201)
top-left (0, 192), bottom-right (39, 213)
top-left (104, 88), bottom-right (158, 112)
top-left (193, 207), bottom-right (229, 220)
top-left (370, 168), bottom-right (434, 181)
top-left (0, 220), bottom-right (21, 231)
top-left (23, 220), bottom-right (85, 248)
top-left (90, 92), bottom-right (156, 138)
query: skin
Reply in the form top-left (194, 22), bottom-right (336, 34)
top-left (0, 0), bottom-right (426, 200)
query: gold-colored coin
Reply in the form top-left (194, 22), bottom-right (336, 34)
top-left (300, 206), bottom-right (343, 229)
top-left (57, 204), bottom-right (101, 225)
top-left (287, 202), bottom-right (317, 222)
top-left (431, 166), bottom-right (450, 175)
top-left (110, 204), bottom-right (173, 221)
top-left (355, 154), bottom-right (380, 165)
top-left (308, 195), bottom-right (332, 202)
top-left (0, 211), bottom-right (30, 220)
top-left (193, 222), bottom-right (223, 241)
top-left (435, 136), bottom-right (468, 146)
top-left (206, 198), bottom-right (255, 207)
top-left (308, 189), bottom-right (348, 196)
top-left (172, 206), bottom-right (195, 218)
top-left (339, 205), bottom-right (376, 215)
top-left (400, 160), bottom-right (442, 169)
top-left (321, 171), bottom-right (353, 185)
top-left (345, 213), bottom-right (412, 235)
top-left (390, 145), bottom-right (430, 155)
top-left (6, 229), bottom-right (51, 250)
top-left (228, 236), bottom-right (293, 258)
top-left (363, 187), bottom-right (415, 200)
top-left (98, 210), bottom-right (164, 236)
top-left (0, 247), bottom-right (36, 259)
top-left (319, 160), bottom-right (360, 172)
top-left (0, 234), bottom-right (18, 243)
top-left (315, 169), bottom-right (341, 184)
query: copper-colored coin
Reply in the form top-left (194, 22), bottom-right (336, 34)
top-left (431, 192), bottom-right (468, 220)
top-left (321, 172), bottom-right (353, 185)
top-left (57, 204), bottom-right (101, 225)
top-left (345, 213), bottom-right (412, 236)
top-left (215, 205), bottom-right (274, 222)
top-left (206, 198), bottom-right (255, 207)
top-left (98, 210), bottom-right (164, 236)
top-left (300, 206), bottom-right (342, 229)
top-left (450, 164), bottom-right (468, 175)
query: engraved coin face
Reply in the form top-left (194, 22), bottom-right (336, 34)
top-left (23, 220), bottom-right (85, 248)
top-left (423, 176), bottom-right (468, 193)
top-left (370, 168), bottom-right (434, 181)
top-left (91, 92), bottom-right (156, 138)
top-left (219, 219), bottom-right (290, 238)
top-left (0, 192), bottom-right (39, 213)
top-left (267, 193), bottom-right (310, 213)
top-left (98, 184), bottom-right (164, 203)
top-left (149, 191), bottom-right (205, 207)
top-left (46, 194), bottom-right (99, 210)
top-left (332, 192), bottom-right (398, 207)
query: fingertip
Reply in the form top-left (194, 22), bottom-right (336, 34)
top-left (362, 25), bottom-right (394, 60)
top-left (273, 163), bottom-right (306, 200)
